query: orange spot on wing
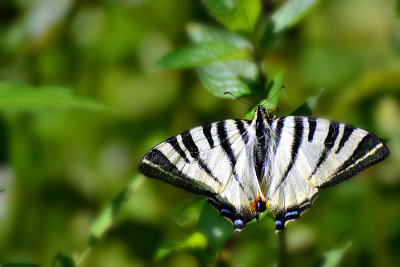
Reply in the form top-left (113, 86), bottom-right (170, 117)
top-left (250, 201), bottom-right (257, 212)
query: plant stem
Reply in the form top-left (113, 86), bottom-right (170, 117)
top-left (76, 247), bottom-right (91, 266)
top-left (251, 29), bottom-right (267, 95)
top-left (255, 52), bottom-right (266, 94)
top-left (278, 230), bottom-right (288, 267)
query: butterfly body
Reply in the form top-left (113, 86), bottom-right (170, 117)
top-left (139, 106), bottom-right (389, 232)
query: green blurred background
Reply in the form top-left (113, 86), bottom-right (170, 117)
top-left (0, 0), bottom-right (399, 266)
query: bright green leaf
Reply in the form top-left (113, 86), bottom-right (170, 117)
top-left (265, 71), bottom-right (284, 109)
top-left (258, 0), bottom-right (320, 51)
top-left (291, 88), bottom-right (323, 116)
top-left (0, 83), bottom-right (115, 113)
top-left (203, 0), bottom-right (261, 33)
top-left (186, 23), bottom-right (260, 98)
top-left (89, 176), bottom-right (144, 245)
top-left (179, 232), bottom-right (208, 250)
top-left (155, 241), bottom-right (180, 260)
top-left (271, 0), bottom-right (320, 34)
top-left (154, 42), bottom-right (250, 70)
top-left (186, 23), bottom-right (252, 50)
top-left (197, 60), bottom-right (259, 98)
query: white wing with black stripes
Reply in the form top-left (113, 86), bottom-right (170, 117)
top-left (263, 115), bottom-right (389, 231)
top-left (139, 119), bottom-right (267, 230)
top-left (139, 105), bottom-right (390, 232)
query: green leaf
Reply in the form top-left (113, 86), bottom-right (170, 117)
top-left (258, 0), bottom-right (320, 51)
top-left (155, 232), bottom-right (208, 260)
top-left (89, 176), bottom-right (144, 245)
top-left (186, 23), bottom-right (259, 97)
top-left (173, 198), bottom-right (206, 227)
top-left (271, 0), bottom-right (320, 34)
top-left (155, 240), bottom-right (180, 260)
top-left (155, 199), bottom-right (233, 262)
top-left (154, 41), bottom-right (250, 70)
top-left (155, 199), bottom-right (206, 260)
top-left (291, 88), bottom-right (323, 116)
top-left (243, 71), bottom-right (284, 120)
top-left (203, 0), bottom-right (261, 33)
top-left (157, 213), bottom-right (189, 236)
top-left (321, 242), bottom-right (352, 267)
top-left (196, 202), bottom-right (234, 264)
top-left (187, 23), bottom-right (252, 50)
top-left (0, 83), bottom-right (116, 113)
top-left (265, 71), bottom-right (284, 109)
top-left (179, 232), bottom-right (208, 250)
top-left (51, 252), bottom-right (76, 267)
top-left (197, 60), bottom-right (259, 97)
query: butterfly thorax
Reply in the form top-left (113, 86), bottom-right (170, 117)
top-left (252, 106), bottom-right (273, 183)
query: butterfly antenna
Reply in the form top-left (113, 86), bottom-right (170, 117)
top-left (224, 92), bottom-right (255, 108)
top-left (261, 85), bottom-right (285, 107)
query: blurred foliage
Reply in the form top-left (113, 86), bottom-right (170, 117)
top-left (0, 0), bottom-right (399, 266)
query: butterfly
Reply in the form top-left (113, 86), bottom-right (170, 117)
top-left (139, 105), bottom-right (389, 232)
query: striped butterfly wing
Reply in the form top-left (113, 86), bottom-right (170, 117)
top-left (139, 119), bottom-right (264, 229)
top-left (263, 116), bottom-right (389, 230)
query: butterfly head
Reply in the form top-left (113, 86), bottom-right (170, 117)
top-left (254, 105), bottom-right (266, 113)
top-left (254, 105), bottom-right (272, 125)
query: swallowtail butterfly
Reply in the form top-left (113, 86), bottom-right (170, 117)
top-left (139, 105), bottom-right (389, 232)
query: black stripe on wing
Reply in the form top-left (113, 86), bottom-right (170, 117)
top-left (320, 133), bottom-right (390, 188)
top-left (335, 124), bottom-right (354, 154)
top-left (263, 117), bottom-right (285, 189)
top-left (167, 136), bottom-right (190, 163)
top-left (216, 121), bottom-right (247, 196)
top-left (217, 121), bottom-right (237, 168)
top-left (181, 131), bottom-right (221, 185)
top-left (307, 117), bottom-right (316, 142)
top-left (274, 117), bottom-right (285, 148)
top-left (202, 124), bottom-right (215, 148)
top-left (275, 117), bottom-right (304, 191)
top-left (139, 149), bottom-right (216, 195)
top-left (235, 119), bottom-right (249, 144)
top-left (308, 121), bottom-right (340, 178)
